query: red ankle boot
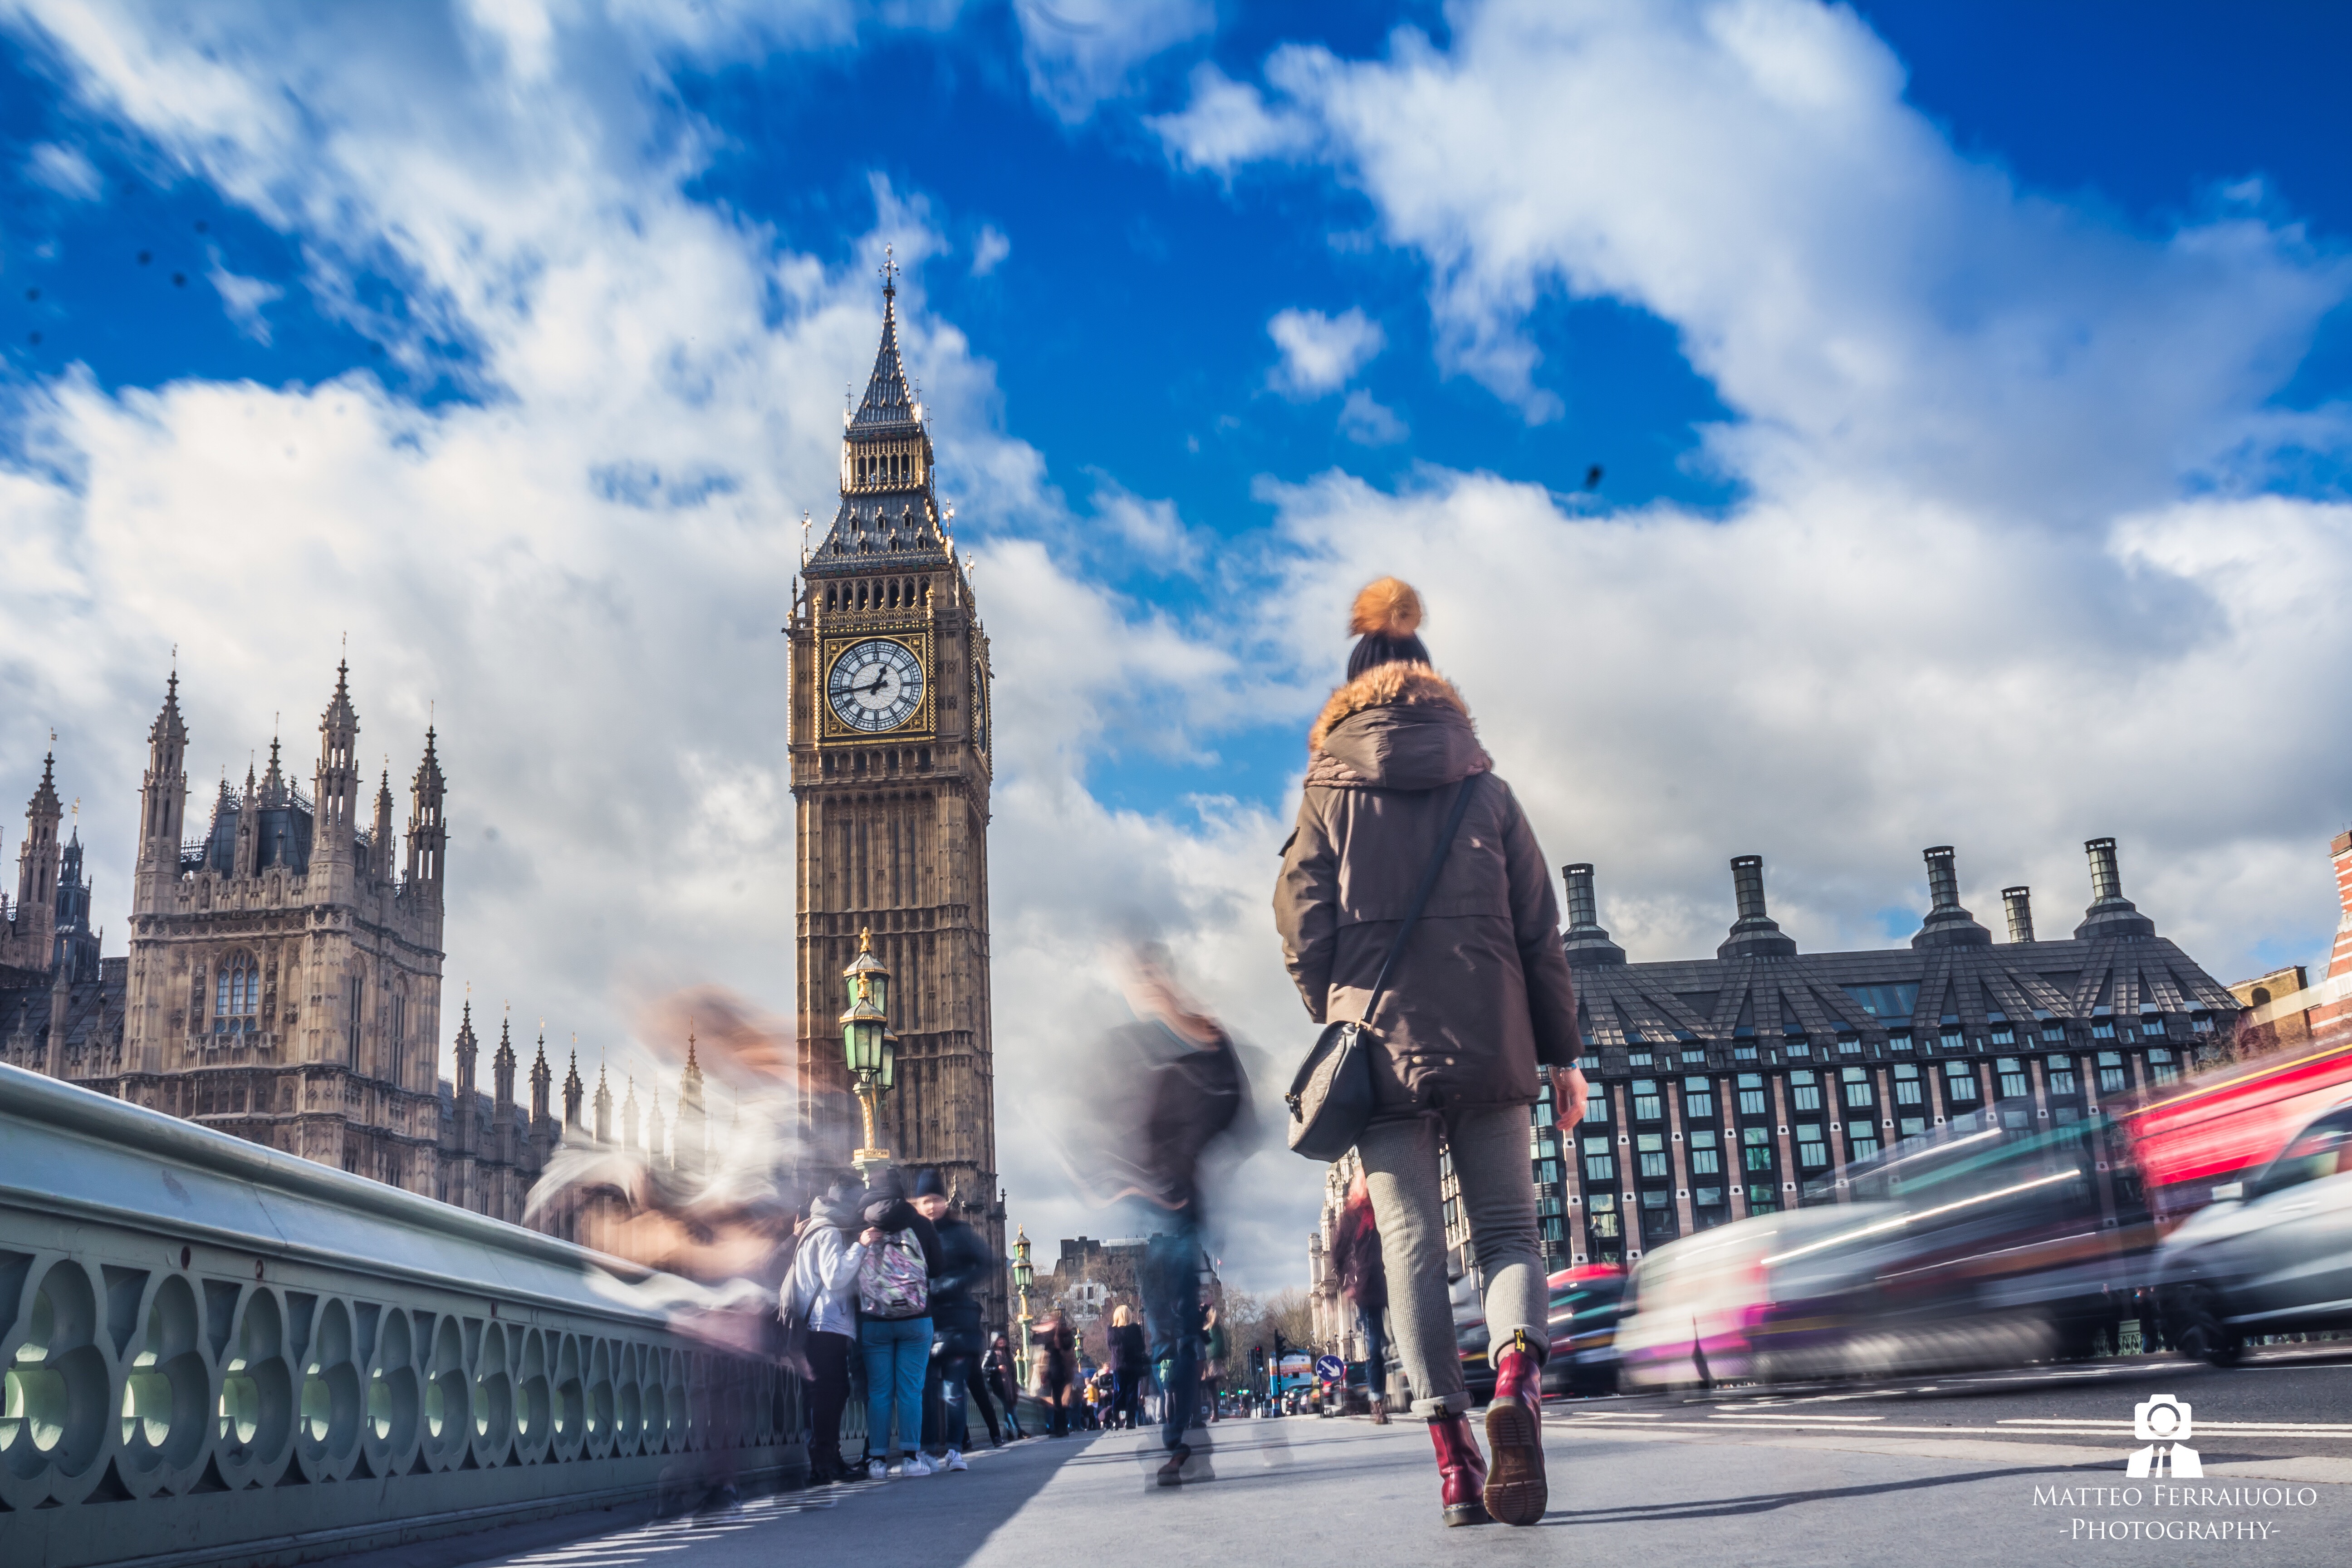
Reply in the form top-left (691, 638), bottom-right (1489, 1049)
top-left (1429, 1412), bottom-right (1490, 1526)
top-left (1483, 1328), bottom-right (1548, 1526)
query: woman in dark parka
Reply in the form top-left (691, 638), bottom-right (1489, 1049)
top-left (1274, 576), bottom-right (1585, 1529)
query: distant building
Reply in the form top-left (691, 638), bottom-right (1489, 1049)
top-left (1043, 1235), bottom-right (1149, 1323)
top-left (2232, 828), bottom-right (2352, 1054)
top-left (2230, 965), bottom-right (2308, 1011)
top-left (1311, 836), bottom-right (2243, 1297)
top-left (0, 668), bottom-right (558, 1222)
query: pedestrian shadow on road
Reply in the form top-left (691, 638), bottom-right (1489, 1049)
top-left (1539, 1463), bottom-right (2097, 1525)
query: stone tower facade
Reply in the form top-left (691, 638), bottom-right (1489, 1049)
top-left (787, 265), bottom-right (1000, 1323)
top-left (0, 750), bottom-right (64, 972)
top-left (108, 664), bottom-right (452, 1190)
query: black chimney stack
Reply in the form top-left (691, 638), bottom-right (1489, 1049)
top-left (2002, 886), bottom-right (2035, 944)
top-left (1718, 855), bottom-right (1797, 960)
top-left (1560, 863), bottom-right (1627, 969)
top-left (1912, 845), bottom-right (1991, 948)
top-left (2074, 837), bottom-right (2155, 939)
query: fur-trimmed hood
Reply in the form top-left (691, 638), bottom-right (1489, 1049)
top-left (1307, 663), bottom-right (1489, 790)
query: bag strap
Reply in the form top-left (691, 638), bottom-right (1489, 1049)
top-left (1359, 773), bottom-right (1483, 1023)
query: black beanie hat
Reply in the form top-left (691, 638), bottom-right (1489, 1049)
top-left (911, 1167), bottom-right (948, 1199)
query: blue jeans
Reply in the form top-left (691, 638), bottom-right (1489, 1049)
top-left (1141, 1225), bottom-right (1203, 1453)
top-left (861, 1316), bottom-right (932, 1460)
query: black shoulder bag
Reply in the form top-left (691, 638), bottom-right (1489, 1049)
top-left (1284, 774), bottom-right (1482, 1161)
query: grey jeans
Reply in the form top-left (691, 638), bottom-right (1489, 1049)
top-left (1358, 1102), bottom-right (1546, 1419)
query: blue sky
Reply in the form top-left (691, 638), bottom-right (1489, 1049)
top-left (5, 0), bottom-right (2351, 1283)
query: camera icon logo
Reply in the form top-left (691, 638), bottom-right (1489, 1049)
top-left (2134, 1394), bottom-right (2193, 1444)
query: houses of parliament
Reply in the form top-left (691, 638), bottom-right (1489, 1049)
top-left (0, 274), bottom-right (996, 1262)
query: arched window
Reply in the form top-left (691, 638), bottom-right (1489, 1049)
top-left (347, 972), bottom-right (365, 1066)
top-left (387, 991), bottom-right (407, 1088)
top-left (214, 953), bottom-right (258, 1034)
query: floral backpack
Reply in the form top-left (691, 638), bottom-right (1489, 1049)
top-left (857, 1228), bottom-right (929, 1316)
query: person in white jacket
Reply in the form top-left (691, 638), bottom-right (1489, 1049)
top-left (784, 1178), bottom-right (868, 1483)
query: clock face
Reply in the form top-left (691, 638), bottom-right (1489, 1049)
top-left (971, 662), bottom-right (989, 756)
top-left (828, 638), bottom-right (925, 732)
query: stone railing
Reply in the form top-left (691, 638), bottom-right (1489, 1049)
top-left (0, 1063), bottom-right (803, 1568)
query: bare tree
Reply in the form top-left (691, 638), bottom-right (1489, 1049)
top-left (1267, 1286), bottom-right (1317, 1349)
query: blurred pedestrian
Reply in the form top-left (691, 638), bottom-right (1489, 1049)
top-left (1108, 1305), bottom-right (1148, 1429)
top-left (1039, 1310), bottom-right (1076, 1437)
top-left (1201, 1304), bottom-right (1227, 1422)
top-left (779, 1171), bottom-right (866, 1483)
top-left (857, 1168), bottom-right (945, 1478)
top-left (985, 1333), bottom-right (1027, 1439)
top-left (1332, 1169), bottom-right (1392, 1424)
top-left (1109, 946), bottom-right (1254, 1484)
top-left (911, 1171), bottom-right (996, 1471)
top-left (1274, 577), bottom-right (1584, 1528)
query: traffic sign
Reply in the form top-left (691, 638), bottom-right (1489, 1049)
top-left (1315, 1354), bottom-right (1345, 1382)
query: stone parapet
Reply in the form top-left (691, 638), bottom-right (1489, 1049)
top-left (0, 1063), bottom-right (800, 1567)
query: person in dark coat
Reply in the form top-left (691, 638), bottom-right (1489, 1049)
top-left (984, 1333), bottom-right (1026, 1439)
top-left (1107, 1305), bottom-right (1149, 1428)
top-left (910, 1169), bottom-right (996, 1468)
top-left (1037, 1310), bottom-right (1076, 1438)
top-left (1274, 576), bottom-right (1584, 1529)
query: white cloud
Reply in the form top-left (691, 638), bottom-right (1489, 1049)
top-left (1013, 0), bottom-right (1214, 124)
top-left (970, 222), bottom-right (1011, 277)
top-left (1338, 387), bottom-right (1406, 445)
top-left (1251, 470), bottom-right (2352, 979)
top-left (206, 257), bottom-right (284, 343)
top-left (0, 0), bottom-right (1270, 1251)
top-left (12, 0), bottom-right (2352, 1299)
top-left (1147, 63), bottom-right (1317, 172)
top-left (1166, 0), bottom-right (2352, 475)
top-left (25, 141), bottom-right (102, 198)
top-left (1267, 305), bottom-right (1384, 396)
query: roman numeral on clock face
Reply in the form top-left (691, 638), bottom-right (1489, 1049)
top-left (828, 637), bottom-right (925, 732)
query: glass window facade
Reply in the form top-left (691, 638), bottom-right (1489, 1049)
top-left (1582, 1134), bottom-right (1615, 1183)
top-left (2096, 1050), bottom-right (2127, 1095)
top-left (1683, 1077), bottom-right (1715, 1119)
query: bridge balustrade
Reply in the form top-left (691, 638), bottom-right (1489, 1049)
top-left (0, 1063), bottom-right (803, 1568)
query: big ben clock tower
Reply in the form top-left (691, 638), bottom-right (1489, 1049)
top-left (788, 258), bottom-right (999, 1292)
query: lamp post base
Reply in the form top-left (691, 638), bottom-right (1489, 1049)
top-left (852, 1148), bottom-right (894, 1181)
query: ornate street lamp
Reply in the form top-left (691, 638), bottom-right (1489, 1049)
top-left (840, 929), bottom-right (897, 1179)
top-left (1011, 1226), bottom-right (1035, 1358)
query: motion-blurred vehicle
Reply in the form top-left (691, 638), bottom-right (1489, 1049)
top-left (2123, 1030), bottom-right (2352, 1223)
top-left (1543, 1264), bottom-right (1626, 1397)
top-left (1613, 1206), bottom-right (1861, 1387)
top-left (1453, 1264), bottom-right (1627, 1403)
top-left (2156, 1097), bottom-right (2352, 1365)
top-left (1455, 1312), bottom-right (1496, 1406)
top-left (1618, 1122), bottom-right (2156, 1387)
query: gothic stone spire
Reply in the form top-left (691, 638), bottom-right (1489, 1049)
top-left (809, 254), bottom-right (947, 573)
